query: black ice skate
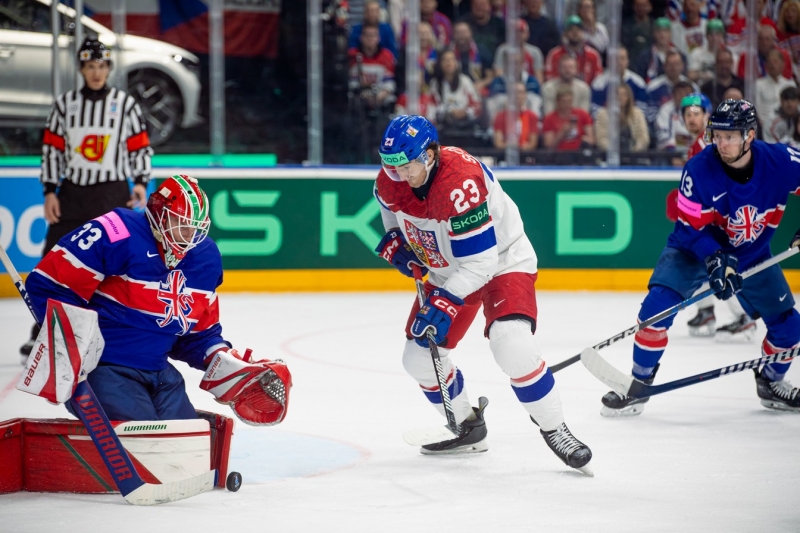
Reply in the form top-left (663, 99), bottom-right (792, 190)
top-left (19, 323), bottom-right (41, 366)
top-left (715, 314), bottom-right (757, 343)
top-left (687, 306), bottom-right (716, 337)
top-left (537, 420), bottom-right (593, 476)
top-left (600, 364), bottom-right (659, 417)
top-left (754, 370), bottom-right (800, 412)
top-left (421, 397), bottom-right (489, 455)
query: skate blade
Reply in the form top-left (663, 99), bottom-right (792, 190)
top-left (760, 399), bottom-right (800, 412)
top-left (419, 440), bottom-right (489, 455)
top-left (688, 324), bottom-right (716, 337)
top-left (714, 328), bottom-right (757, 344)
top-left (575, 462), bottom-right (594, 477)
top-left (600, 404), bottom-right (645, 418)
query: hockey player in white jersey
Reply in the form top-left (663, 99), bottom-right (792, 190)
top-left (373, 115), bottom-right (592, 474)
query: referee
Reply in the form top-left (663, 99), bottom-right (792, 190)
top-left (20, 38), bottom-right (154, 360)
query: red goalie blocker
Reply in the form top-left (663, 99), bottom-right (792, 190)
top-left (0, 410), bottom-right (234, 494)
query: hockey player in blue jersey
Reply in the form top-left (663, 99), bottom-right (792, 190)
top-left (24, 175), bottom-right (292, 424)
top-left (602, 99), bottom-right (800, 416)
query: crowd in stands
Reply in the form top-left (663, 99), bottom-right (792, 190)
top-left (340, 0), bottom-right (800, 164)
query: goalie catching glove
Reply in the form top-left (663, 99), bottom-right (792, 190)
top-left (200, 347), bottom-right (292, 426)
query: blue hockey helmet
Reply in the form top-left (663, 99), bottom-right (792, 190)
top-left (379, 115), bottom-right (438, 181)
top-left (680, 93), bottom-right (712, 116)
top-left (704, 99), bottom-right (758, 142)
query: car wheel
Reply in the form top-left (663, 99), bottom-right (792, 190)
top-left (127, 69), bottom-right (183, 147)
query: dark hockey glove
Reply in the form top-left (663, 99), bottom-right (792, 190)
top-left (791, 228), bottom-right (800, 249)
top-left (376, 230), bottom-right (427, 278)
top-left (705, 251), bottom-right (742, 301)
top-left (410, 288), bottom-right (464, 347)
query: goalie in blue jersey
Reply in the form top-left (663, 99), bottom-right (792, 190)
top-left (601, 99), bottom-right (800, 416)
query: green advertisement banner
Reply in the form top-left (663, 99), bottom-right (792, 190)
top-left (198, 177), bottom-right (800, 270)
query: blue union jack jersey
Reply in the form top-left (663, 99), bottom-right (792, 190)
top-left (26, 208), bottom-right (228, 371)
top-left (670, 140), bottom-right (800, 268)
top-left (374, 145), bottom-right (537, 298)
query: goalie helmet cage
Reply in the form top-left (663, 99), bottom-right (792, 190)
top-left (0, 412), bottom-right (234, 495)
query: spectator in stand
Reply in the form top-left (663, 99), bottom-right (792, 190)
top-left (543, 85), bottom-right (595, 150)
top-left (777, 0), bottom-right (800, 80)
top-left (401, 0), bottom-right (452, 50)
top-left (348, 23), bottom-right (397, 111)
top-left (646, 50), bottom-right (699, 123)
top-left (700, 48), bottom-right (745, 107)
top-left (654, 80), bottom-right (695, 154)
top-left (634, 17), bottom-right (687, 84)
top-left (544, 15), bottom-right (603, 85)
top-left (688, 19), bottom-right (728, 85)
top-left (429, 49), bottom-right (483, 132)
top-left (395, 89), bottom-right (438, 124)
top-left (493, 82), bottom-right (540, 151)
top-left (756, 48), bottom-right (797, 141)
top-left (523, 0), bottom-right (561, 57)
top-left (767, 85), bottom-right (800, 142)
top-left (736, 25), bottom-right (794, 80)
top-left (670, 0), bottom-right (707, 57)
top-left (727, 0), bottom-right (779, 55)
top-left (458, 0), bottom-right (506, 68)
top-left (396, 21), bottom-right (439, 95)
top-left (723, 86), bottom-right (745, 100)
top-left (451, 21), bottom-right (494, 96)
top-left (491, 0), bottom-right (507, 18)
top-left (349, 1), bottom-right (398, 58)
top-left (594, 83), bottom-right (650, 151)
top-left (577, 0), bottom-right (610, 58)
top-left (542, 55), bottom-right (591, 115)
top-left (494, 20), bottom-right (544, 85)
top-left (622, 0), bottom-right (655, 63)
top-left (590, 46), bottom-right (648, 115)
top-left (489, 49), bottom-right (542, 96)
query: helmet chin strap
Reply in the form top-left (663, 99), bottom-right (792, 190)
top-left (729, 130), bottom-right (751, 164)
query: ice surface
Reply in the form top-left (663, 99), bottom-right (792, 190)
top-left (1, 291), bottom-right (799, 532)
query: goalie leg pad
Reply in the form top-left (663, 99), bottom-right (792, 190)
top-left (16, 299), bottom-right (104, 404)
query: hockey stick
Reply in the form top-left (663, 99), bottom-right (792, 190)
top-left (549, 246), bottom-right (799, 373)
top-left (581, 345), bottom-right (800, 399)
top-left (0, 245), bottom-right (217, 505)
top-left (402, 265), bottom-right (460, 446)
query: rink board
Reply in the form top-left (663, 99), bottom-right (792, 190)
top-left (1, 166), bottom-right (798, 293)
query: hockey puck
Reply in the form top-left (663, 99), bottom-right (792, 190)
top-left (226, 471), bottom-right (242, 492)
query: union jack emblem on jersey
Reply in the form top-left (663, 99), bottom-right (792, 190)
top-left (157, 269), bottom-right (195, 334)
top-left (726, 205), bottom-right (767, 246)
top-left (404, 220), bottom-right (449, 268)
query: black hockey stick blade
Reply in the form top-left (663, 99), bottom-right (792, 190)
top-left (551, 246), bottom-right (799, 373)
top-left (581, 345), bottom-right (800, 399)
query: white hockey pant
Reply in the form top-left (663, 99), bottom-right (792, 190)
top-left (488, 319), bottom-right (564, 431)
top-left (402, 340), bottom-right (474, 424)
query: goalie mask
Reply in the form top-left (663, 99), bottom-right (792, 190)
top-left (146, 175), bottom-right (210, 268)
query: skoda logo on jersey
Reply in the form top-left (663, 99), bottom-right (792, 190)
top-left (726, 205), bottom-right (767, 246)
top-left (156, 270), bottom-right (195, 334)
top-left (75, 134), bottom-right (110, 162)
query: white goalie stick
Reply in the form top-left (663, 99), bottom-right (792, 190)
top-left (0, 244), bottom-right (217, 505)
top-left (581, 345), bottom-right (800, 399)
top-left (549, 246), bottom-right (799, 373)
top-left (402, 265), bottom-right (461, 446)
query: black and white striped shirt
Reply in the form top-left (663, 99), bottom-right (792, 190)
top-left (40, 86), bottom-right (153, 195)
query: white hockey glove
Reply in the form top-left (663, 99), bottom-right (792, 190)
top-left (200, 347), bottom-right (292, 426)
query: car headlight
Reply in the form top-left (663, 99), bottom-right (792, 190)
top-left (173, 54), bottom-right (200, 76)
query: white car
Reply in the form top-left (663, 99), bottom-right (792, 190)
top-left (0, 0), bottom-right (202, 146)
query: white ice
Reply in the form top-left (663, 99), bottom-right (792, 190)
top-left (1, 291), bottom-right (799, 532)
